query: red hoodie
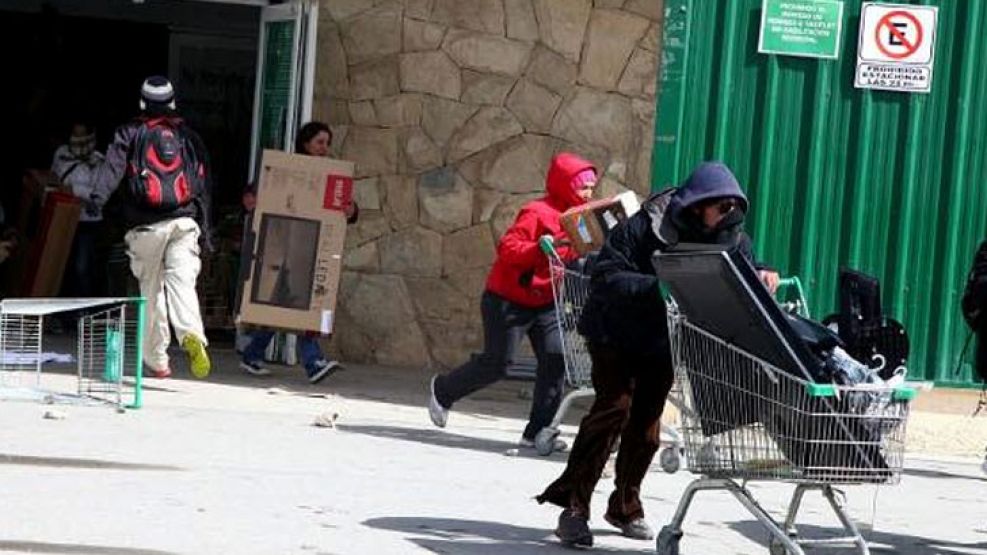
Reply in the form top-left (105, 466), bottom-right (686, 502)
top-left (485, 153), bottom-right (594, 308)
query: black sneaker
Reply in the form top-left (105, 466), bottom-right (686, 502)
top-left (555, 509), bottom-right (592, 547)
top-left (307, 359), bottom-right (341, 384)
top-left (240, 360), bottom-right (272, 377)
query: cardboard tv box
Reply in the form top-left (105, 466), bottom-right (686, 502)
top-left (560, 191), bottom-right (641, 254)
top-left (238, 150), bottom-right (354, 334)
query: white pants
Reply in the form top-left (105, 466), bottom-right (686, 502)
top-left (125, 217), bottom-right (207, 369)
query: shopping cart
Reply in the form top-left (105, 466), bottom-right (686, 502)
top-left (534, 237), bottom-right (684, 471)
top-left (656, 292), bottom-right (917, 555)
top-left (0, 298), bottom-right (145, 410)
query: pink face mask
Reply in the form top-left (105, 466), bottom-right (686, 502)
top-left (570, 169), bottom-right (597, 192)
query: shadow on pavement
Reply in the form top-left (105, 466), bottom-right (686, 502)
top-left (727, 520), bottom-right (987, 554)
top-left (0, 540), bottom-right (179, 555)
top-left (0, 453), bottom-right (182, 471)
top-left (363, 516), bottom-right (654, 554)
top-left (335, 424), bottom-right (570, 460)
top-left (28, 334), bottom-right (592, 427)
top-left (903, 466), bottom-right (987, 482)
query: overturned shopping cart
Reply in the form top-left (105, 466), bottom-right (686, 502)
top-left (654, 248), bottom-right (918, 555)
top-left (534, 238), bottom-right (683, 471)
top-left (0, 298), bottom-right (146, 410)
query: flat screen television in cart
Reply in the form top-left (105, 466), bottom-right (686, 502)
top-left (654, 246), bottom-right (891, 476)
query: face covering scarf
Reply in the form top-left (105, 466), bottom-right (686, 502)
top-left (68, 133), bottom-right (96, 159)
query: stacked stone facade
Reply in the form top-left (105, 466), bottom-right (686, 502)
top-left (313, 0), bottom-right (662, 368)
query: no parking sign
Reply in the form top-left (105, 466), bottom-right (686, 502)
top-left (855, 3), bottom-right (938, 93)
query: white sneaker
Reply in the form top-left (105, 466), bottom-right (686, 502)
top-left (428, 375), bottom-right (448, 428)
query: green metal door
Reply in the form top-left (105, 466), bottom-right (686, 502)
top-left (653, 0), bottom-right (987, 386)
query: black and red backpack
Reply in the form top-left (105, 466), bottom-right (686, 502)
top-left (127, 117), bottom-right (205, 210)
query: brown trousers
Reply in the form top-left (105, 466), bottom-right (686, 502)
top-left (537, 341), bottom-right (674, 521)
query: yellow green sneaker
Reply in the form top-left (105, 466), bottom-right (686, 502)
top-left (182, 335), bottom-right (211, 379)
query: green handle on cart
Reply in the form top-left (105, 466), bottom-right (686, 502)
top-left (804, 382), bottom-right (917, 401)
top-left (775, 276), bottom-right (809, 318)
top-left (539, 235), bottom-right (557, 256)
top-left (103, 329), bottom-right (122, 383)
top-left (777, 277), bottom-right (806, 301)
top-left (126, 297), bottom-right (146, 410)
top-left (893, 388), bottom-right (917, 401)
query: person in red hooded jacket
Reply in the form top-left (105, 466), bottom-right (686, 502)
top-left (427, 153), bottom-right (596, 449)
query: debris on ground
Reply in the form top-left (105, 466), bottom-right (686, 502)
top-left (43, 409), bottom-right (67, 420)
top-left (313, 410), bottom-right (339, 428)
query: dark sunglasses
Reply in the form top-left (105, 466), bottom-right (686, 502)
top-left (716, 199), bottom-right (738, 215)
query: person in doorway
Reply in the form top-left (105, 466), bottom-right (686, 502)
top-left (537, 161), bottom-right (779, 547)
top-left (52, 120), bottom-right (105, 298)
top-left (90, 76), bottom-right (213, 380)
top-left (0, 203), bottom-right (16, 271)
top-left (238, 121), bottom-right (358, 385)
top-left (427, 152), bottom-right (596, 450)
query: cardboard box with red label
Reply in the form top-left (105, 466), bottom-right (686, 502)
top-left (237, 150), bottom-right (354, 334)
top-left (560, 191), bottom-right (641, 255)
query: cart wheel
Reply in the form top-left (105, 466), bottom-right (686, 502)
top-left (535, 427), bottom-right (561, 456)
top-left (768, 536), bottom-right (797, 555)
top-left (697, 442), bottom-right (719, 468)
top-left (659, 446), bottom-right (681, 474)
top-left (656, 526), bottom-right (681, 555)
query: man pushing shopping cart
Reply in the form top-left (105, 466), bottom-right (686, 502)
top-left (537, 161), bottom-right (780, 546)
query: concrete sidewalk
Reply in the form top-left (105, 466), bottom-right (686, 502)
top-left (0, 345), bottom-right (985, 554)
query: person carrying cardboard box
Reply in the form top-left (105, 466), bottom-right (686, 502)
top-left (90, 76), bottom-right (212, 380)
top-left (427, 152), bottom-right (596, 450)
top-left (238, 122), bottom-right (358, 384)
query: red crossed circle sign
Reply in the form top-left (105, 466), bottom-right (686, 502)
top-left (875, 10), bottom-right (923, 60)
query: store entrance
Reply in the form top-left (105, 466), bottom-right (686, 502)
top-left (0, 0), bottom-right (260, 211)
top-left (0, 0), bottom-right (262, 330)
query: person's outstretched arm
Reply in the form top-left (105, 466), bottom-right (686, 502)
top-left (90, 124), bottom-right (136, 206)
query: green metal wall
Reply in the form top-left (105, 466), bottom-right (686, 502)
top-left (653, 0), bottom-right (987, 386)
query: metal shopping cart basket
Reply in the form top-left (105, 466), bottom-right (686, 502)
top-left (0, 298), bottom-right (146, 410)
top-left (534, 237), bottom-right (683, 470)
top-left (653, 248), bottom-right (919, 555)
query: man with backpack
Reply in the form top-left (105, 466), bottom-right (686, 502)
top-left (91, 76), bottom-right (212, 379)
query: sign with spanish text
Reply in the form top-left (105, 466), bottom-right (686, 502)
top-left (758, 0), bottom-right (844, 59)
top-left (855, 3), bottom-right (938, 93)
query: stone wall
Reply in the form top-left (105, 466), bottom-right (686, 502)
top-left (313, 0), bottom-right (663, 369)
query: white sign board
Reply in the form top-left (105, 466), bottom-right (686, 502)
top-left (854, 3), bottom-right (938, 93)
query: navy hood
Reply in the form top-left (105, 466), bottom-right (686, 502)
top-left (671, 161), bottom-right (748, 213)
top-left (658, 161), bottom-right (749, 245)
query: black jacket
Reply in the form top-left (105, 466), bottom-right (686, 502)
top-left (962, 240), bottom-right (987, 381)
top-left (92, 114), bottom-right (212, 239)
top-left (578, 187), bottom-right (763, 358)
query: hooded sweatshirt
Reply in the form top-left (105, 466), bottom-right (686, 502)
top-left (578, 162), bottom-right (762, 356)
top-left (485, 153), bottom-right (594, 308)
